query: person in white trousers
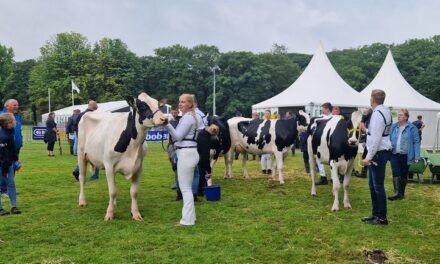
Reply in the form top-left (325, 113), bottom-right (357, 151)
top-left (166, 94), bottom-right (202, 226)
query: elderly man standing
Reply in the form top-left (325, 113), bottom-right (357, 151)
top-left (0, 99), bottom-right (23, 196)
top-left (362, 89), bottom-right (392, 225)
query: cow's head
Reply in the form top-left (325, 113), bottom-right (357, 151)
top-left (131, 93), bottom-right (166, 127)
top-left (209, 116), bottom-right (231, 154)
top-left (347, 110), bottom-right (363, 146)
top-left (297, 110), bottom-right (310, 133)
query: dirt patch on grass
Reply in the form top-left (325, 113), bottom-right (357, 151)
top-left (363, 249), bottom-right (388, 263)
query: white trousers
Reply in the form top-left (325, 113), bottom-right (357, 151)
top-left (317, 160), bottom-right (326, 177)
top-left (176, 148), bottom-right (199, 225)
top-left (261, 154), bottom-right (272, 170)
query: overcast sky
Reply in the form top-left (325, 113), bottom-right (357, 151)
top-left (1, 0), bottom-right (440, 61)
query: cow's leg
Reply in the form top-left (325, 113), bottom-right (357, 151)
top-left (309, 152), bottom-right (317, 196)
top-left (330, 161), bottom-right (340, 212)
top-left (274, 152), bottom-right (285, 184)
top-left (343, 160), bottom-right (355, 209)
top-left (78, 157), bottom-right (88, 207)
top-left (104, 166), bottom-right (117, 221)
top-left (224, 149), bottom-right (233, 179)
top-left (242, 153), bottom-right (249, 179)
top-left (130, 170), bottom-right (143, 221)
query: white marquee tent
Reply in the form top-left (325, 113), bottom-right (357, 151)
top-left (252, 43), bottom-right (369, 116)
top-left (41, 101), bottom-right (171, 127)
top-left (360, 50), bottom-right (440, 148)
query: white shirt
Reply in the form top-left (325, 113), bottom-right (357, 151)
top-left (166, 112), bottom-right (202, 148)
top-left (195, 108), bottom-right (207, 129)
top-left (366, 104), bottom-right (392, 160)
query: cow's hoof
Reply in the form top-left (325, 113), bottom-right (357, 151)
top-left (311, 193), bottom-right (317, 197)
top-left (131, 212), bottom-right (143, 221)
top-left (344, 204), bottom-right (352, 209)
top-left (279, 180), bottom-right (285, 185)
top-left (331, 207), bottom-right (339, 212)
top-left (104, 213), bottom-right (114, 221)
top-left (79, 202), bottom-right (86, 208)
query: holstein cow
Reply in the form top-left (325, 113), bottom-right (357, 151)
top-left (224, 112), bottom-right (308, 184)
top-left (307, 111), bottom-right (362, 211)
top-left (77, 93), bottom-right (166, 221)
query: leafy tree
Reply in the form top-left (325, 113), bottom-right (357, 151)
top-left (28, 32), bottom-right (95, 113)
top-left (92, 38), bottom-right (144, 101)
top-left (2, 59), bottom-right (36, 111)
top-left (0, 43), bottom-right (14, 99)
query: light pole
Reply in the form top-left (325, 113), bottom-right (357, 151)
top-left (210, 65), bottom-right (220, 116)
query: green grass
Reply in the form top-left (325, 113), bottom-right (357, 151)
top-left (0, 141), bottom-right (439, 263)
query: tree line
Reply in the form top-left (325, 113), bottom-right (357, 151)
top-left (1, 32), bottom-right (440, 123)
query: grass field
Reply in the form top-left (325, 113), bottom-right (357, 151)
top-left (0, 140), bottom-right (439, 263)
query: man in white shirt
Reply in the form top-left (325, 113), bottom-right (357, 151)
top-left (361, 89), bottom-right (392, 225)
top-left (315, 102), bottom-right (332, 185)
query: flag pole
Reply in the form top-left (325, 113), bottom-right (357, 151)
top-left (48, 88), bottom-right (51, 112)
top-left (71, 80), bottom-right (74, 106)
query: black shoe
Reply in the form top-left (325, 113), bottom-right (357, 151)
top-left (0, 209), bottom-right (10, 216)
top-left (361, 215), bottom-right (376, 222)
top-left (176, 192), bottom-right (182, 201)
top-left (11, 207), bottom-right (21, 215)
top-left (262, 170), bottom-right (267, 174)
top-left (72, 170), bottom-right (79, 181)
top-left (364, 217), bottom-right (388, 225)
top-left (316, 178), bottom-right (328, 185)
top-left (388, 194), bottom-right (403, 201)
top-left (193, 195), bottom-right (202, 202)
top-left (267, 169), bottom-right (272, 174)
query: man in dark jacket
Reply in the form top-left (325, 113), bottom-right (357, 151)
top-left (66, 109), bottom-right (80, 155)
top-left (72, 101), bottom-right (99, 181)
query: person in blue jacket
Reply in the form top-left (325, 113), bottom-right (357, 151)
top-left (0, 99), bottom-right (22, 196)
top-left (388, 109), bottom-right (420, 201)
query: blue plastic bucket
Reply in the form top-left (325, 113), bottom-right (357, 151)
top-left (204, 185), bottom-right (221, 201)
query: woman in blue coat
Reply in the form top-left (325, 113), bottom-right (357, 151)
top-left (388, 109), bottom-right (420, 201)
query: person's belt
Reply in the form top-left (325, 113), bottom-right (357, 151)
top-left (377, 149), bottom-right (391, 153)
top-left (176, 146), bottom-right (197, 149)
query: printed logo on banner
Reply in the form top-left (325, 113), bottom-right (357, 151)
top-left (146, 130), bottom-right (169, 141)
top-left (32, 127), bottom-right (47, 140)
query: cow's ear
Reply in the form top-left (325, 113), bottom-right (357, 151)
top-left (125, 96), bottom-right (134, 106)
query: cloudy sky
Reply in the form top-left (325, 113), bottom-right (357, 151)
top-left (1, 0), bottom-right (440, 61)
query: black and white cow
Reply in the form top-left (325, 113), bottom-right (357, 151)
top-left (77, 93), bottom-right (166, 221)
top-left (307, 111), bottom-right (362, 211)
top-left (224, 112), bottom-right (308, 184)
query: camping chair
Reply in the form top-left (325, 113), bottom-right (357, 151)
top-left (408, 149), bottom-right (429, 183)
top-left (426, 151), bottom-right (440, 183)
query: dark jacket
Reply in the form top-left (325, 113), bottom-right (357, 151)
top-left (44, 118), bottom-right (57, 143)
top-left (0, 126), bottom-right (18, 176)
top-left (73, 108), bottom-right (94, 133)
top-left (66, 114), bottom-right (78, 134)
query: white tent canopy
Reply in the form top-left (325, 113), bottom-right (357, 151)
top-left (41, 101), bottom-right (172, 127)
top-left (252, 43), bottom-right (369, 116)
top-left (360, 50), bottom-right (440, 148)
top-left (41, 100), bottom-right (129, 126)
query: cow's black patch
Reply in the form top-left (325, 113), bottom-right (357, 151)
top-left (275, 118), bottom-right (298, 151)
top-left (238, 119), bottom-right (264, 148)
top-left (210, 116), bottom-right (231, 155)
top-left (114, 111), bottom-right (138, 153)
top-left (136, 99), bottom-right (153, 124)
top-left (311, 117), bottom-right (332, 155)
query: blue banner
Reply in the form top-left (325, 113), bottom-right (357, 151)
top-left (32, 126), bottom-right (47, 140)
top-left (146, 130), bottom-right (168, 142)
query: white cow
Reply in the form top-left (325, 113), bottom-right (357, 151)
top-left (77, 93), bottom-right (166, 221)
top-left (223, 112), bottom-right (308, 184)
top-left (307, 111), bottom-right (362, 211)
